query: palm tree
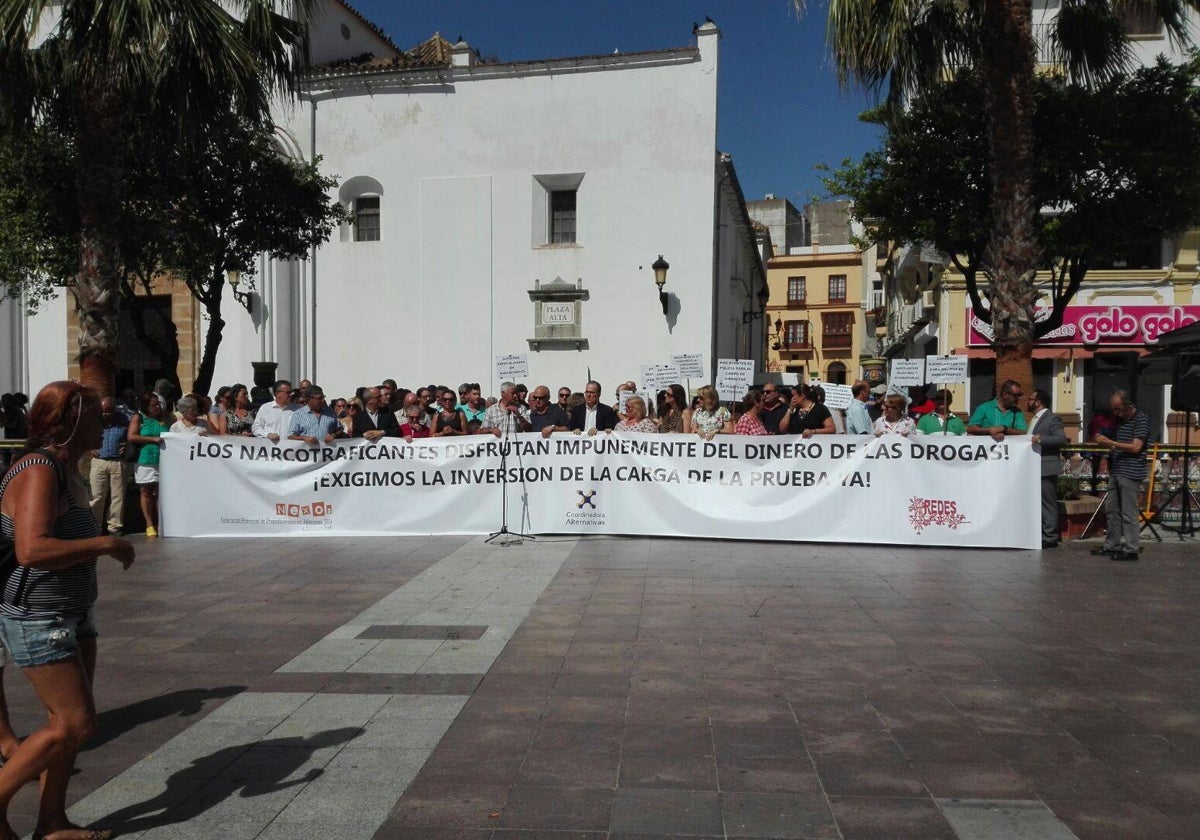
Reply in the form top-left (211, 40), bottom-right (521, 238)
top-left (0, 0), bottom-right (314, 395)
top-left (803, 0), bottom-right (1200, 392)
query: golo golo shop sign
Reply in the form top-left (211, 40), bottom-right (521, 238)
top-left (969, 304), bottom-right (1200, 346)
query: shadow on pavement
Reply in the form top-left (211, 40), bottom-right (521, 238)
top-left (96, 727), bottom-right (363, 834)
top-left (86, 685), bottom-right (247, 751)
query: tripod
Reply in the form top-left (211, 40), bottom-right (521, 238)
top-left (485, 406), bottom-right (537, 547)
top-left (1079, 467), bottom-right (1162, 543)
top-left (1152, 422), bottom-right (1198, 539)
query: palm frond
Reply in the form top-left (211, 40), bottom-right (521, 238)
top-left (1053, 0), bottom-right (1132, 84)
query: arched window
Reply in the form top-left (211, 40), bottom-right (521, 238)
top-left (826, 362), bottom-right (847, 385)
top-left (338, 176), bottom-right (384, 243)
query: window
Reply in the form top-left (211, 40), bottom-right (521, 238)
top-left (354, 196), bottom-right (380, 242)
top-left (338, 176), bottom-right (384, 243)
top-left (822, 312), bottom-right (854, 349)
top-left (1118, 0), bottom-right (1162, 35)
top-left (826, 362), bottom-right (847, 385)
top-left (549, 190), bottom-right (576, 244)
top-left (785, 320), bottom-right (809, 348)
top-left (787, 276), bottom-right (806, 307)
top-left (532, 173), bottom-right (585, 247)
top-left (828, 275), bottom-right (847, 303)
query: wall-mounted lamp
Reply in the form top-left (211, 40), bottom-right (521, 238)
top-left (772, 317), bottom-right (783, 351)
top-left (226, 269), bottom-right (253, 314)
top-left (652, 255), bottom-right (670, 315)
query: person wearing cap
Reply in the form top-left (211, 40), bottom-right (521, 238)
top-left (867, 383), bottom-right (888, 422)
top-left (916, 389), bottom-right (966, 435)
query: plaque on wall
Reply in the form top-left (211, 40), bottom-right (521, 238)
top-left (528, 276), bottom-right (589, 351)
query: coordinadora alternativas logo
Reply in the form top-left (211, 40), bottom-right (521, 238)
top-left (566, 489), bottom-right (605, 527)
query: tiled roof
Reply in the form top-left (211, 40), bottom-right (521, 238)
top-left (313, 31), bottom-right (460, 73)
top-left (409, 32), bottom-right (455, 67)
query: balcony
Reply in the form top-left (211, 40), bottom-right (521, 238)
top-left (787, 298), bottom-right (806, 309)
top-left (822, 334), bottom-right (853, 350)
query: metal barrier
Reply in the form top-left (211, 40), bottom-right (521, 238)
top-left (1061, 444), bottom-right (1198, 535)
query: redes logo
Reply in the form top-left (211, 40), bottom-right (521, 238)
top-left (908, 497), bottom-right (969, 534)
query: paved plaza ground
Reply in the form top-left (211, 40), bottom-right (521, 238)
top-left (2, 533), bottom-right (1197, 840)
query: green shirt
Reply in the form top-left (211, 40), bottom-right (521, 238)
top-left (967, 399), bottom-right (1027, 432)
top-left (916, 412), bottom-right (966, 435)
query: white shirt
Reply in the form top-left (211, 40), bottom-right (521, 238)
top-left (584, 405), bottom-right (598, 432)
top-left (252, 401), bottom-right (297, 438)
top-left (1032, 407), bottom-right (1049, 447)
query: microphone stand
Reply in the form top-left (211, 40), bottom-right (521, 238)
top-left (485, 403), bottom-right (537, 547)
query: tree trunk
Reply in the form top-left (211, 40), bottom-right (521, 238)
top-left (74, 82), bottom-right (125, 398)
top-left (980, 0), bottom-right (1039, 402)
top-left (192, 271), bottom-right (227, 396)
top-left (996, 344), bottom-right (1035, 409)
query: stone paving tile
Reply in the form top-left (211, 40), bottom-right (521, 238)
top-left (2, 535), bottom-right (1198, 838)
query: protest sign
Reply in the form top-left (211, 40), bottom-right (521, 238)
top-left (890, 358), bottom-right (925, 387)
top-left (670, 353), bottom-right (705, 379)
top-left (495, 354), bottom-right (529, 382)
top-left (925, 355), bottom-right (969, 384)
top-left (715, 359), bottom-right (755, 402)
top-left (160, 433), bottom-right (1040, 548)
top-left (819, 382), bottom-right (853, 411)
top-left (640, 364), bottom-right (682, 394)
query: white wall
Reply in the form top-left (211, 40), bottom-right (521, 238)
top-left (265, 28), bottom-right (721, 396)
top-left (307, 0), bottom-right (401, 67)
top-left (22, 293), bottom-right (69, 396)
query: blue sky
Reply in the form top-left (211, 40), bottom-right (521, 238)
top-left (344, 0), bottom-right (885, 206)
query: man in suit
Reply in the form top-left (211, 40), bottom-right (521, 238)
top-left (1029, 389), bottom-right (1069, 548)
top-left (569, 380), bottom-right (618, 433)
top-left (353, 387), bottom-right (401, 441)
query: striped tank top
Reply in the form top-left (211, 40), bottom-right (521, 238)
top-left (0, 454), bottom-right (99, 617)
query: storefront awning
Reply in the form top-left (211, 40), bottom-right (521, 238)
top-left (954, 347), bottom-right (1153, 360)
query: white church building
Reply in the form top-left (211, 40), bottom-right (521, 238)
top-left (3, 1), bottom-right (766, 398)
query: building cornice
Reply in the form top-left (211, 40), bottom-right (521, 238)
top-left (303, 46), bottom-right (700, 92)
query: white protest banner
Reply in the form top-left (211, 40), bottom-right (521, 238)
top-left (640, 364), bottom-right (682, 394)
top-left (715, 359), bottom-right (755, 402)
top-left (890, 358), bottom-right (925, 387)
top-left (495, 354), bottom-right (529, 382)
top-left (160, 433), bottom-right (1040, 548)
top-left (670, 353), bottom-right (705, 379)
top-left (925, 354), bottom-right (969, 384)
top-left (819, 382), bottom-right (854, 411)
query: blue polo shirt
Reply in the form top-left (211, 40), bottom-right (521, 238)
top-left (289, 407), bottom-right (338, 440)
top-left (96, 414), bottom-right (129, 459)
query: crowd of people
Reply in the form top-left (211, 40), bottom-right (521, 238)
top-left (7, 373), bottom-right (1158, 560)
top-left (0, 370), bottom-right (1158, 840)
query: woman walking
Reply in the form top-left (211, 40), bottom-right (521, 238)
top-left (0, 381), bottom-right (134, 840)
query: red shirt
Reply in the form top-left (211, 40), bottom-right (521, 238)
top-left (400, 424), bottom-right (431, 439)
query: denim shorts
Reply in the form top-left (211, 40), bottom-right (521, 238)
top-left (0, 609), bottom-right (97, 668)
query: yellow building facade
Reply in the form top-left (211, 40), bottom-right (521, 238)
top-left (764, 245), bottom-right (868, 384)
